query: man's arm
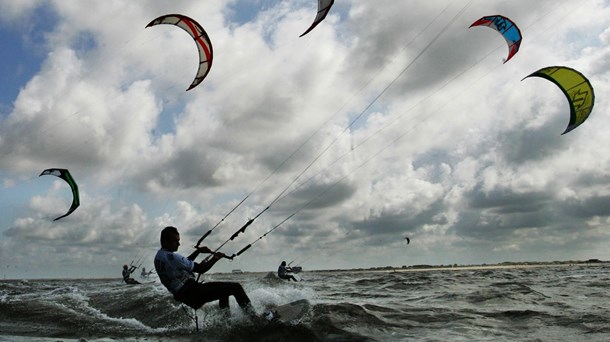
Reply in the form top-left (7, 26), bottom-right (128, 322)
top-left (193, 252), bottom-right (225, 274)
top-left (187, 246), bottom-right (213, 261)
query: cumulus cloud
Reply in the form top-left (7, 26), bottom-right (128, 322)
top-left (0, 0), bottom-right (43, 22)
top-left (1, 0), bottom-right (609, 278)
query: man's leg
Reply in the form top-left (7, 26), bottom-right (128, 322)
top-left (198, 282), bottom-right (252, 310)
top-left (177, 281), bottom-right (257, 317)
top-left (218, 296), bottom-right (229, 308)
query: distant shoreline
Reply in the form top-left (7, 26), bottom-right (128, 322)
top-left (308, 260), bottom-right (610, 274)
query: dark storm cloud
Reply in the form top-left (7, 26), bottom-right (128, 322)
top-left (279, 221), bottom-right (319, 242)
top-left (413, 148), bottom-right (452, 168)
top-left (344, 2), bottom-right (429, 71)
top-left (450, 185), bottom-right (558, 239)
top-left (456, 189), bottom-right (610, 240)
top-left (413, 148), bottom-right (454, 182)
top-left (558, 195), bottom-right (610, 219)
top-left (275, 180), bottom-right (358, 214)
top-left (451, 206), bottom-right (555, 241)
top-left (466, 186), bottom-right (552, 214)
top-left (343, 3), bottom-right (478, 95)
top-left (215, 92), bottom-right (296, 140)
top-left (132, 148), bottom-right (222, 191)
top-left (352, 199), bottom-right (446, 236)
top-left (493, 114), bottom-right (569, 165)
top-left (573, 172), bottom-right (610, 189)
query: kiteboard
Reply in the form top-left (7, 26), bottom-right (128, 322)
top-left (263, 299), bottom-right (310, 325)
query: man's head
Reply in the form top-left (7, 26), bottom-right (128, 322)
top-left (160, 226), bottom-right (181, 251)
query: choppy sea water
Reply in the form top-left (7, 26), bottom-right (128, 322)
top-left (1, 264), bottom-right (610, 341)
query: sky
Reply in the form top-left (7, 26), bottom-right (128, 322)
top-left (0, 0), bottom-right (609, 279)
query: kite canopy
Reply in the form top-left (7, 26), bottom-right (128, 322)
top-left (146, 14), bottom-right (213, 91)
top-left (470, 15), bottom-right (522, 63)
top-left (300, 0), bottom-right (335, 37)
top-left (523, 66), bottom-right (595, 135)
top-left (39, 168), bottom-right (80, 221)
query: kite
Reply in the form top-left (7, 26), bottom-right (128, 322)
top-left (469, 15), bottom-right (522, 63)
top-left (522, 66), bottom-right (595, 134)
top-left (146, 14), bottom-right (213, 91)
top-left (39, 168), bottom-right (80, 221)
top-left (300, 0), bottom-right (335, 37)
top-left (405, 237), bottom-right (410, 245)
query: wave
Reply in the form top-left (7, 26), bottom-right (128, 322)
top-left (3, 266), bottom-right (610, 341)
top-left (0, 277), bottom-right (372, 341)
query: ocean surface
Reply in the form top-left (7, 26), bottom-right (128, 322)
top-left (1, 264), bottom-right (610, 341)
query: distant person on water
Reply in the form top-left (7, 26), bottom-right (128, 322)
top-left (278, 261), bottom-right (298, 281)
top-left (122, 264), bottom-right (140, 284)
top-left (140, 267), bottom-right (154, 279)
top-left (154, 226), bottom-right (258, 319)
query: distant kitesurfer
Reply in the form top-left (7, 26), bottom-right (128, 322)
top-left (278, 261), bottom-right (298, 281)
top-left (140, 267), bottom-right (154, 279)
top-left (122, 264), bottom-right (140, 284)
top-left (154, 226), bottom-right (258, 319)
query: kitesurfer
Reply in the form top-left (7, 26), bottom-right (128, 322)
top-left (154, 226), bottom-right (258, 319)
top-left (122, 264), bottom-right (141, 284)
top-left (278, 261), bottom-right (298, 281)
top-left (140, 267), bottom-right (154, 279)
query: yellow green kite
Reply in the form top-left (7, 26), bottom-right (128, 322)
top-left (523, 66), bottom-right (595, 135)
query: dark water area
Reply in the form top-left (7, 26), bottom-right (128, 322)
top-left (1, 264), bottom-right (610, 341)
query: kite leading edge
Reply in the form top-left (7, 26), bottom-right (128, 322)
top-left (39, 168), bottom-right (80, 221)
top-left (470, 15), bottom-right (522, 63)
top-left (146, 14), bottom-right (214, 91)
top-left (300, 0), bottom-right (335, 37)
